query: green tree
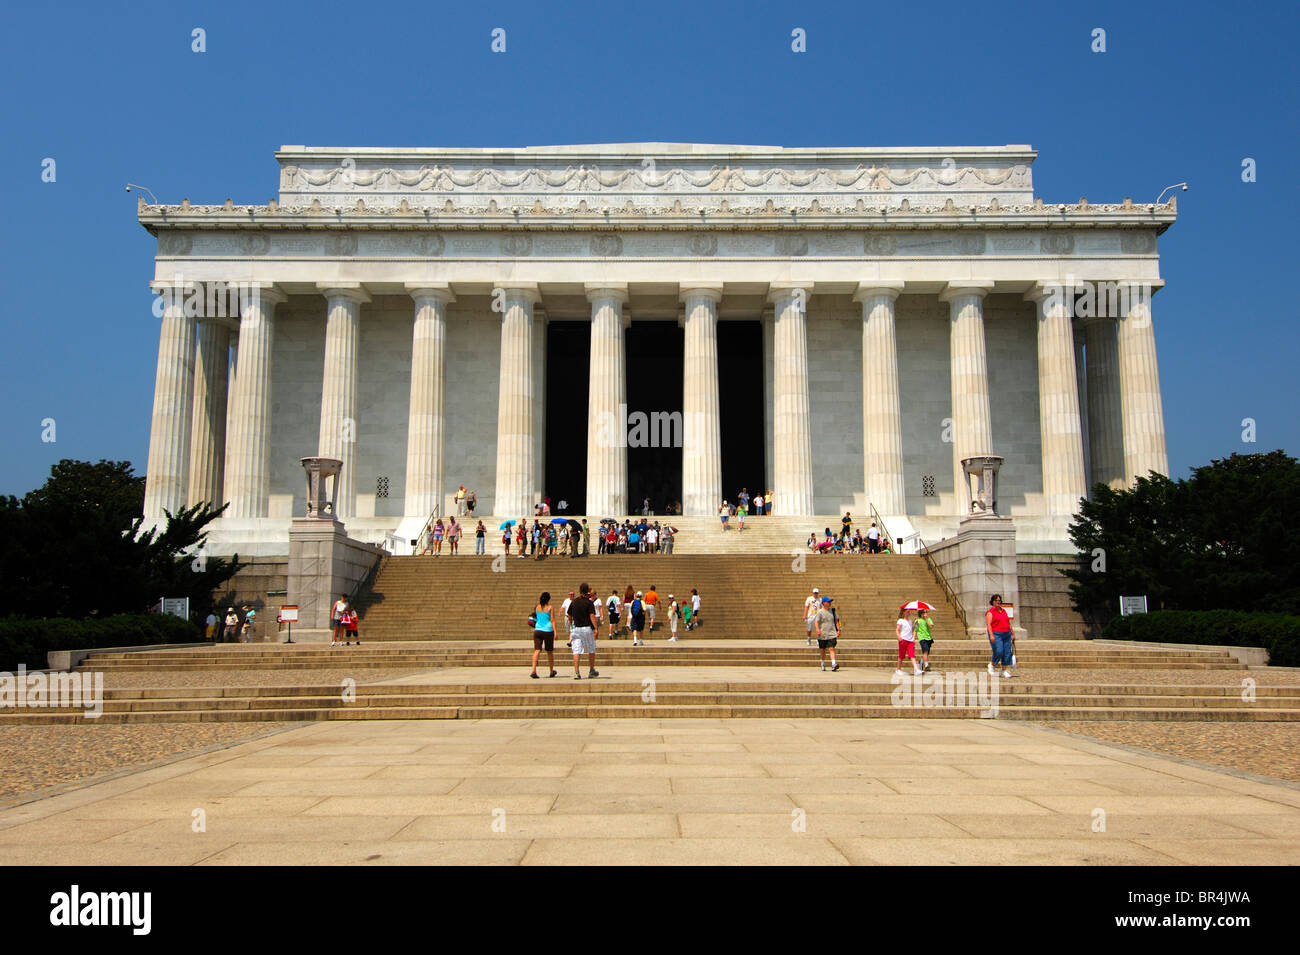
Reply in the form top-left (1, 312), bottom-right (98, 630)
top-left (1064, 451), bottom-right (1300, 631)
top-left (0, 459), bottom-right (242, 620)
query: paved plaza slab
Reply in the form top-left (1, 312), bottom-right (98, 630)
top-left (0, 718), bottom-right (1297, 865)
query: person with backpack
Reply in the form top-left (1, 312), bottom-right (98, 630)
top-left (606, 588), bottom-right (622, 640)
top-left (629, 592), bottom-right (647, 646)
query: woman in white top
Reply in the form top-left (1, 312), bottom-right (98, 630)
top-left (719, 502), bottom-right (730, 531)
top-left (895, 609), bottom-right (921, 677)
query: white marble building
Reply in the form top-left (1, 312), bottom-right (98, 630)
top-left (139, 143), bottom-right (1173, 556)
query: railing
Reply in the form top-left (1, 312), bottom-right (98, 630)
top-left (917, 536), bottom-right (969, 634)
top-left (864, 501), bottom-right (969, 632)
top-left (414, 506), bottom-right (440, 554)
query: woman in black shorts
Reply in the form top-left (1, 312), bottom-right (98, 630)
top-left (530, 591), bottom-right (557, 678)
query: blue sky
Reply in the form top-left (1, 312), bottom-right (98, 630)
top-left (1, 0), bottom-right (1296, 497)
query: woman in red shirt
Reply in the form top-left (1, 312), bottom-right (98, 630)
top-left (985, 594), bottom-right (1014, 678)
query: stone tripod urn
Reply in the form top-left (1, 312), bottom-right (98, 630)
top-left (300, 457), bottom-right (343, 519)
top-left (961, 455), bottom-right (1004, 518)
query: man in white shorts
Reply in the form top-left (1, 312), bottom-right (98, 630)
top-left (803, 588), bottom-right (821, 646)
top-left (568, 583), bottom-right (600, 679)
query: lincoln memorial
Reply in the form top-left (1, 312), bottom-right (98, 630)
top-left (138, 143), bottom-right (1173, 561)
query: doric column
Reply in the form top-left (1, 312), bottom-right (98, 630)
top-left (769, 283), bottom-right (816, 516)
top-left (1074, 321), bottom-right (1091, 493)
top-left (1084, 317), bottom-right (1125, 490)
top-left (1117, 288), bottom-right (1169, 482)
top-left (187, 317), bottom-right (235, 508)
top-left (533, 310), bottom-right (548, 505)
top-left (493, 285), bottom-right (540, 517)
top-left (1027, 284), bottom-right (1087, 517)
top-left (143, 281), bottom-right (198, 521)
top-left (940, 281), bottom-right (995, 513)
top-left (223, 284), bottom-right (286, 518)
top-left (761, 308), bottom-right (775, 491)
top-left (316, 284), bottom-right (369, 520)
top-left (854, 282), bottom-right (907, 514)
top-left (403, 284), bottom-right (454, 519)
top-left (585, 285), bottom-right (628, 516)
top-left (681, 285), bottom-right (723, 516)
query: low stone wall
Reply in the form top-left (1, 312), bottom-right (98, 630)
top-left (212, 557), bottom-right (289, 643)
top-left (1017, 554), bottom-right (1088, 640)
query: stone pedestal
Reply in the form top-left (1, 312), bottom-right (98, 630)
top-left (927, 516), bottom-right (1027, 639)
top-left (286, 519), bottom-right (381, 640)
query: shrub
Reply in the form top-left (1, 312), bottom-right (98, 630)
top-left (1100, 610), bottom-right (1300, 667)
top-left (0, 614), bottom-right (201, 671)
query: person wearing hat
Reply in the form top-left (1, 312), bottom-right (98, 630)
top-left (629, 591), bottom-right (647, 646)
top-left (222, 606), bottom-right (240, 643)
top-left (667, 594), bottom-right (681, 642)
top-left (803, 588), bottom-right (821, 646)
top-left (814, 596), bottom-right (840, 671)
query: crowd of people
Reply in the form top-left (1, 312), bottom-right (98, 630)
top-left (808, 514), bottom-right (895, 554)
top-left (529, 583), bottom-right (703, 678)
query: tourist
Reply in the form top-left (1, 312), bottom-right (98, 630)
top-left (596, 520), bottom-right (606, 555)
top-left (737, 501), bottom-right (746, 531)
top-left (896, 608), bottom-right (921, 677)
top-left (629, 591), bottom-right (646, 646)
top-left (606, 588), bottom-right (622, 639)
top-left (644, 585), bottom-right (659, 631)
top-left (881, 538), bottom-right (893, 555)
top-left (628, 525), bottom-right (640, 553)
top-left (646, 522), bottom-right (658, 553)
top-left (447, 517), bottom-right (461, 555)
top-left (755, 490), bottom-right (765, 516)
top-left (690, 589), bottom-right (701, 629)
top-left (719, 501), bottom-right (730, 531)
top-left (466, 489), bottom-right (477, 516)
top-left (667, 594), bottom-right (680, 642)
top-left (560, 590), bottom-right (574, 648)
top-left (502, 522), bottom-right (512, 556)
top-left (329, 595), bottom-right (348, 646)
top-left (455, 484), bottom-right (467, 515)
top-left (803, 587), bottom-right (821, 646)
top-left (986, 594), bottom-right (1014, 679)
top-left (623, 585), bottom-right (636, 634)
top-left (916, 608), bottom-right (935, 672)
top-left (815, 596), bottom-right (840, 671)
top-left (342, 605), bottom-right (359, 646)
top-left (841, 511), bottom-right (852, 539)
top-left (475, 520), bottom-right (487, 555)
top-left (682, 598), bottom-right (693, 632)
top-left (766, 489), bottom-right (774, 515)
top-left (807, 532), bottom-right (818, 551)
top-left (241, 606), bottom-right (257, 643)
top-left (204, 611), bottom-right (218, 641)
top-left (661, 523), bottom-right (675, 554)
top-left (569, 583), bottom-right (600, 679)
top-left (221, 606), bottom-right (239, 643)
top-left (581, 519), bottom-right (590, 556)
top-left (516, 520), bottom-right (527, 557)
top-left (530, 591), bottom-right (557, 679)
top-left (867, 522), bottom-right (881, 554)
top-left (738, 487), bottom-right (750, 512)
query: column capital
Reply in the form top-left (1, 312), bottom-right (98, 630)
top-left (938, 280), bottom-right (995, 303)
top-left (853, 282), bottom-right (906, 303)
top-left (496, 283), bottom-right (541, 304)
top-left (196, 315), bottom-right (240, 332)
top-left (767, 282), bottom-right (815, 305)
top-left (405, 283), bottom-right (455, 304)
top-left (679, 284), bottom-right (724, 303)
top-left (317, 283), bottom-right (370, 305)
top-left (584, 283), bottom-right (629, 303)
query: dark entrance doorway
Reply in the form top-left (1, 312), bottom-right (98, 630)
top-left (626, 321), bottom-right (683, 515)
top-left (543, 322), bottom-right (589, 513)
top-left (717, 320), bottom-right (766, 505)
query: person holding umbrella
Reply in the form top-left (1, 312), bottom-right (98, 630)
top-left (500, 520), bottom-right (514, 556)
top-left (896, 606), bottom-right (922, 677)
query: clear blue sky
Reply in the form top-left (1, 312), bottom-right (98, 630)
top-left (1, 0), bottom-right (1296, 497)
